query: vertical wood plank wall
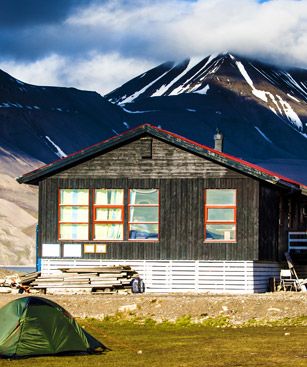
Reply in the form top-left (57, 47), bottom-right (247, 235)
top-left (258, 184), bottom-right (280, 261)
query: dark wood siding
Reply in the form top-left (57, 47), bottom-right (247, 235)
top-left (259, 184), bottom-right (307, 262)
top-left (54, 138), bottom-right (246, 179)
top-left (258, 184), bottom-right (280, 261)
top-left (39, 175), bottom-right (260, 261)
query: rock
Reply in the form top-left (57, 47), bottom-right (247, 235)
top-left (118, 304), bottom-right (137, 313)
top-left (268, 308), bottom-right (281, 312)
top-left (0, 287), bottom-right (11, 293)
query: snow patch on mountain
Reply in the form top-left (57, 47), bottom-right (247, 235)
top-left (287, 94), bottom-right (300, 103)
top-left (269, 107), bottom-right (277, 115)
top-left (268, 93), bottom-right (282, 115)
top-left (119, 70), bottom-right (170, 105)
top-left (276, 95), bottom-right (303, 130)
top-left (152, 58), bottom-right (202, 97)
top-left (45, 136), bottom-right (67, 158)
top-left (122, 107), bottom-right (157, 114)
top-left (194, 84), bottom-right (210, 95)
top-left (284, 73), bottom-right (307, 100)
top-left (255, 126), bottom-right (272, 144)
top-left (235, 61), bottom-right (268, 102)
top-left (234, 59), bottom-right (304, 133)
top-left (170, 54), bottom-right (220, 95)
top-left (249, 64), bottom-right (278, 87)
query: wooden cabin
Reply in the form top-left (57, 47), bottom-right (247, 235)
top-left (18, 124), bottom-right (307, 293)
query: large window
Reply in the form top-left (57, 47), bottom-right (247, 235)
top-left (58, 188), bottom-right (159, 241)
top-left (204, 189), bottom-right (236, 242)
top-left (129, 189), bottom-right (159, 240)
top-left (93, 189), bottom-right (124, 240)
top-left (58, 189), bottom-right (89, 240)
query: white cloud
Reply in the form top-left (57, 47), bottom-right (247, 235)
top-left (1, 0), bottom-right (307, 93)
top-left (0, 53), bottom-right (155, 94)
top-left (66, 0), bottom-right (307, 67)
top-left (0, 55), bottom-right (66, 87)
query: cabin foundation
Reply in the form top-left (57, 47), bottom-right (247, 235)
top-left (40, 259), bottom-right (280, 293)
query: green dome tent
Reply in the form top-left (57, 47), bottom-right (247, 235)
top-left (0, 296), bottom-right (107, 358)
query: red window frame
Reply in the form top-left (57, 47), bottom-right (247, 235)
top-left (58, 189), bottom-right (89, 241)
top-left (128, 189), bottom-right (160, 241)
top-left (204, 189), bottom-right (237, 242)
top-left (92, 189), bottom-right (124, 241)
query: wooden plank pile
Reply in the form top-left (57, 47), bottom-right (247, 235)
top-left (20, 272), bottom-right (41, 286)
top-left (30, 265), bottom-right (138, 294)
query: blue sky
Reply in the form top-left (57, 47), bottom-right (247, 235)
top-left (0, 0), bottom-right (306, 94)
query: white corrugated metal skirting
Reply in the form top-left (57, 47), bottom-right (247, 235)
top-left (41, 259), bottom-right (280, 294)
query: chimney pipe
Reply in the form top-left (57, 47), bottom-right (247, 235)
top-left (214, 128), bottom-right (224, 152)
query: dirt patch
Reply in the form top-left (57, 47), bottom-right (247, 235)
top-left (0, 292), bottom-right (306, 323)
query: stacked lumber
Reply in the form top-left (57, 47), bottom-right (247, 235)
top-left (31, 265), bottom-right (138, 294)
top-left (20, 272), bottom-right (41, 285)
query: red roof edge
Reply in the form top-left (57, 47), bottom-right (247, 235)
top-left (150, 124), bottom-right (305, 188)
top-left (18, 123), bottom-right (307, 190)
top-left (21, 123), bottom-right (152, 177)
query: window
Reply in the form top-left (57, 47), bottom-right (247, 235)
top-left (58, 188), bottom-right (159, 242)
top-left (204, 189), bottom-right (236, 242)
top-left (129, 189), bottom-right (159, 240)
top-left (59, 189), bottom-right (89, 240)
top-left (93, 189), bottom-right (124, 240)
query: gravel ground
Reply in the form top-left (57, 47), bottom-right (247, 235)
top-left (0, 292), bottom-right (307, 324)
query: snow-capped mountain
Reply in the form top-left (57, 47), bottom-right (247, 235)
top-left (106, 53), bottom-right (307, 183)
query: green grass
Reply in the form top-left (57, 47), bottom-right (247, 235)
top-left (1, 318), bottom-right (307, 367)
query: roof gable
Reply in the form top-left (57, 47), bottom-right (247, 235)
top-left (16, 124), bottom-right (306, 192)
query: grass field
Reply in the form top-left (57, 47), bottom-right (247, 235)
top-left (1, 318), bottom-right (307, 367)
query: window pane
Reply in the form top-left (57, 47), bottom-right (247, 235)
top-left (129, 224), bottom-right (158, 240)
top-left (206, 190), bottom-right (235, 205)
top-left (207, 208), bottom-right (234, 221)
top-left (60, 189), bottom-right (89, 205)
top-left (94, 224), bottom-right (123, 240)
top-left (95, 189), bottom-right (123, 205)
top-left (59, 224), bottom-right (88, 240)
top-left (60, 206), bottom-right (88, 222)
top-left (96, 208), bottom-right (122, 221)
top-left (206, 224), bottom-right (235, 241)
top-left (130, 207), bottom-right (159, 222)
top-left (130, 189), bottom-right (158, 205)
